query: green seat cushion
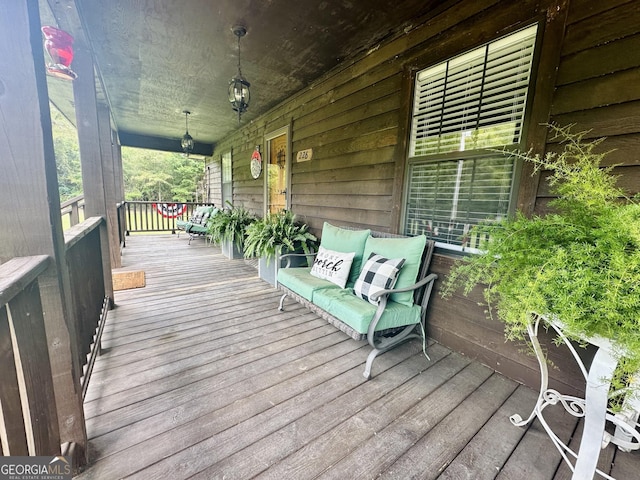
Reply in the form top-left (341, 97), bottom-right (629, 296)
top-left (312, 288), bottom-right (421, 335)
top-left (278, 267), bottom-right (340, 301)
top-left (189, 224), bottom-right (208, 234)
top-left (176, 219), bottom-right (190, 230)
top-left (362, 235), bottom-right (427, 307)
top-left (319, 223), bottom-right (371, 287)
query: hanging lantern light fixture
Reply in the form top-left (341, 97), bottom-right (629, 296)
top-left (41, 26), bottom-right (77, 80)
top-left (181, 110), bottom-right (194, 155)
top-left (228, 25), bottom-right (250, 123)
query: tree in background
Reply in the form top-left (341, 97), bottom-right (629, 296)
top-left (50, 104), bottom-right (204, 202)
top-left (122, 147), bottom-right (203, 202)
top-left (51, 106), bottom-right (83, 202)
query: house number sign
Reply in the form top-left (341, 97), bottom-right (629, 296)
top-left (296, 148), bottom-right (313, 162)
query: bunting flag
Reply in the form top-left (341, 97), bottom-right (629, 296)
top-left (152, 203), bottom-right (187, 218)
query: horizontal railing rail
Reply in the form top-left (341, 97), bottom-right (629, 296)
top-left (125, 201), bottom-right (216, 234)
top-left (0, 255), bottom-right (61, 456)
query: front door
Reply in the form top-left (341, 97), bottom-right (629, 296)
top-left (265, 126), bottom-right (290, 214)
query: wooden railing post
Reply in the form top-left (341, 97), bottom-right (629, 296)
top-left (60, 195), bottom-right (85, 229)
top-left (0, 306), bottom-right (29, 456)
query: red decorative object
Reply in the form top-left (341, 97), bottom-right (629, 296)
top-left (41, 26), bottom-right (77, 80)
top-left (152, 203), bottom-right (187, 218)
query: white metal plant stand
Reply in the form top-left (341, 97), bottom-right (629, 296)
top-left (510, 315), bottom-right (640, 480)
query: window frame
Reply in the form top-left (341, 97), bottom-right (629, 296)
top-left (221, 150), bottom-right (232, 206)
top-left (401, 22), bottom-right (542, 253)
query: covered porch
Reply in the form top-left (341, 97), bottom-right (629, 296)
top-left (2, 0), bottom-right (640, 477)
top-left (76, 235), bottom-right (638, 479)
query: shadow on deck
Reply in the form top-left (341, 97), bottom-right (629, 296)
top-left (76, 235), bottom-right (639, 479)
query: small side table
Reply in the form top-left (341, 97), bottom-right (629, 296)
top-left (510, 315), bottom-right (640, 480)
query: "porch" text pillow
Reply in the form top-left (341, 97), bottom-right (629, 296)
top-left (310, 246), bottom-right (355, 288)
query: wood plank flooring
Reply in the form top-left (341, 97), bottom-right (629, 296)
top-left (76, 235), bottom-right (640, 479)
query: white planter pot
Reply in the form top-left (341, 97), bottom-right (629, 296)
top-left (221, 239), bottom-right (243, 259)
top-left (258, 246), bottom-right (310, 286)
top-left (258, 256), bottom-right (278, 286)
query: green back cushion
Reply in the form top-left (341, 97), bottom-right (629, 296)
top-left (362, 235), bottom-right (427, 306)
top-left (319, 223), bottom-right (371, 287)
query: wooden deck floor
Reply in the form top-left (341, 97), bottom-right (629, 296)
top-left (76, 235), bottom-right (639, 479)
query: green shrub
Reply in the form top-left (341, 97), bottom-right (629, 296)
top-left (207, 203), bottom-right (256, 249)
top-left (244, 210), bottom-right (317, 261)
top-left (441, 125), bottom-right (640, 386)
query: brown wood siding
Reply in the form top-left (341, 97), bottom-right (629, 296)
top-left (213, 0), bottom-right (558, 227)
top-left (544, 0), bottom-right (640, 216)
top-left (209, 0), bottom-right (640, 394)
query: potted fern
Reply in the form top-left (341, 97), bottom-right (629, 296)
top-left (441, 125), bottom-right (640, 394)
top-left (243, 210), bottom-right (317, 286)
top-left (207, 202), bottom-right (256, 259)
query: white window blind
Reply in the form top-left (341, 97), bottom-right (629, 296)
top-left (404, 156), bottom-right (514, 250)
top-left (404, 25), bottom-right (538, 250)
top-left (409, 24), bottom-right (538, 157)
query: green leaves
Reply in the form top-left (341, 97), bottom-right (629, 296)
top-left (207, 204), bottom-right (256, 248)
top-left (441, 125), bottom-right (640, 381)
top-left (243, 210), bottom-right (317, 260)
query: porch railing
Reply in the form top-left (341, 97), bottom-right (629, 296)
top-left (124, 201), bottom-right (216, 234)
top-left (60, 194), bottom-right (85, 229)
top-left (0, 255), bottom-right (61, 456)
top-left (64, 216), bottom-right (110, 400)
top-left (0, 216), bottom-right (110, 457)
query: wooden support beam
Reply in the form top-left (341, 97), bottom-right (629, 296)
top-left (516, 0), bottom-right (571, 216)
top-left (97, 104), bottom-right (122, 268)
top-left (72, 39), bottom-right (116, 302)
top-left (0, 0), bottom-right (87, 463)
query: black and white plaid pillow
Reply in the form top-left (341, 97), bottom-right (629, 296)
top-left (353, 253), bottom-right (405, 305)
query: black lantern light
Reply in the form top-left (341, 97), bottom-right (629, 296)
top-left (228, 25), bottom-right (250, 123)
top-left (181, 110), bottom-right (194, 154)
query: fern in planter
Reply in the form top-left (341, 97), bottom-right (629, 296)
top-left (243, 210), bottom-right (317, 261)
top-left (207, 203), bottom-right (256, 249)
top-left (441, 125), bottom-right (640, 386)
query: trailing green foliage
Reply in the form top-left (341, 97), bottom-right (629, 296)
top-left (441, 125), bottom-right (640, 386)
top-left (207, 203), bottom-right (256, 249)
top-left (243, 210), bottom-right (317, 261)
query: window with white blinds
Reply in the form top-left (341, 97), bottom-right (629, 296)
top-left (409, 24), bottom-right (537, 157)
top-left (405, 156), bottom-right (514, 250)
top-left (404, 25), bottom-right (538, 251)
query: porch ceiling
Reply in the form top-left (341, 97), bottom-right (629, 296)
top-left (39, 0), bottom-right (454, 156)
